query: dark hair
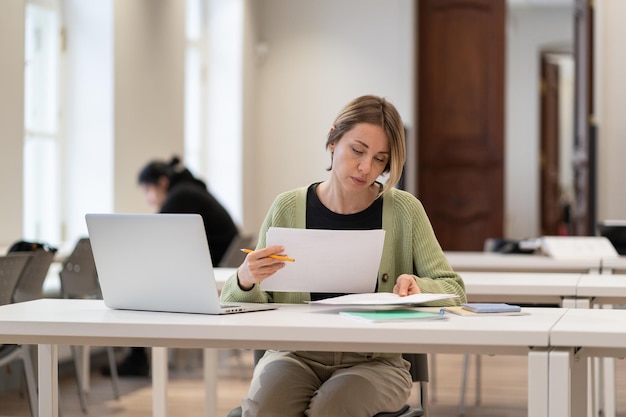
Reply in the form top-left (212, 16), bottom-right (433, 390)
top-left (137, 156), bottom-right (183, 185)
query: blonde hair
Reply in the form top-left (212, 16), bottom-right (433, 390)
top-left (326, 95), bottom-right (406, 195)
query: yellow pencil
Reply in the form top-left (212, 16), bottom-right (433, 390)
top-left (240, 248), bottom-right (295, 262)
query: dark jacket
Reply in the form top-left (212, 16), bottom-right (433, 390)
top-left (161, 169), bottom-right (238, 265)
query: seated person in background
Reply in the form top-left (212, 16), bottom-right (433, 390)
top-left (138, 155), bottom-right (239, 265)
top-left (104, 155), bottom-right (239, 377)
top-left (220, 94), bottom-right (466, 417)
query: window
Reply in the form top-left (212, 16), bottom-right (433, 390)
top-left (23, 0), bottom-right (61, 244)
top-left (185, 0), bottom-right (206, 176)
top-left (185, 0), bottom-right (244, 225)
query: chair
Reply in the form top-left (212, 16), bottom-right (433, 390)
top-left (58, 238), bottom-right (120, 412)
top-left (10, 248), bottom-right (55, 303)
top-left (225, 351), bottom-right (427, 417)
top-left (0, 254), bottom-right (39, 417)
top-left (219, 234), bottom-right (255, 267)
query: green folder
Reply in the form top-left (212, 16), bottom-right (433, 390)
top-left (339, 309), bottom-right (446, 323)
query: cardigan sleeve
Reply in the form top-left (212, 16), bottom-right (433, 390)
top-left (381, 189), bottom-right (466, 306)
top-left (220, 188), bottom-right (311, 304)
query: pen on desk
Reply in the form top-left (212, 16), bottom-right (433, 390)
top-left (240, 248), bottom-right (295, 262)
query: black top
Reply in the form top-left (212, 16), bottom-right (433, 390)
top-left (161, 169), bottom-right (238, 265)
top-left (306, 183), bottom-right (383, 300)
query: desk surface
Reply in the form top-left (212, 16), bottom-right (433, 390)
top-left (601, 256), bottom-right (626, 273)
top-left (550, 308), bottom-right (626, 350)
top-left (576, 274), bottom-right (626, 298)
top-left (461, 271), bottom-right (582, 296)
top-left (445, 251), bottom-right (601, 273)
top-left (460, 271), bottom-right (582, 305)
top-left (0, 299), bottom-right (565, 355)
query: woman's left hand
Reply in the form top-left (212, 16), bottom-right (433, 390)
top-left (393, 274), bottom-right (421, 296)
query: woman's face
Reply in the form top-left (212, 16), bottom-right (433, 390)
top-left (139, 177), bottom-right (168, 209)
top-left (329, 123), bottom-right (390, 192)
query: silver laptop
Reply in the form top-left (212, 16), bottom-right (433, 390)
top-left (85, 213), bottom-right (276, 315)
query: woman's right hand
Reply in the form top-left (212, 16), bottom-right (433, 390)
top-left (237, 245), bottom-right (286, 290)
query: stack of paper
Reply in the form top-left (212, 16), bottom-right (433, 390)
top-left (309, 292), bottom-right (459, 306)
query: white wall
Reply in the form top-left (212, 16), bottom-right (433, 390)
top-left (505, 5), bottom-right (573, 238)
top-left (113, 0), bottom-right (186, 214)
top-left (244, 0), bottom-right (414, 233)
top-left (3, 0), bottom-right (624, 248)
top-left (0, 1), bottom-right (25, 247)
top-left (595, 0), bottom-right (626, 222)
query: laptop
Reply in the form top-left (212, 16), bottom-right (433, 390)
top-left (85, 213), bottom-right (276, 315)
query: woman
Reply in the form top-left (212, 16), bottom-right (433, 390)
top-left (105, 156), bottom-right (239, 377)
top-left (138, 155), bottom-right (238, 265)
top-left (221, 95), bottom-right (466, 416)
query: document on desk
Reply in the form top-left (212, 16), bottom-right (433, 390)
top-left (310, 292), bottom-right (459, 306)
top-left (260, 227), bottom-right (385, 293)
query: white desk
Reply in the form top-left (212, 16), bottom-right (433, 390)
top-left (461, 271), bottom-right (582, 306)
top-left (37, 267), bottom-right (236, 394)
top-left (600, 256), bottom-right (626, 274)
top-left (0, 299), bottom-right (566, 417)
top-left (549, 308), bottom-right (626, 417)
top-left (576, 274), bottom-right (626, 306)
top-left (445, 251), bottom-right (602, 273)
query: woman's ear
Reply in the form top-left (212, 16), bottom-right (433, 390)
top-left (157, 176), bottom-right (169, 190)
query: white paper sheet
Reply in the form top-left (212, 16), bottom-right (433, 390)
top-left (260, 227), bottom-right (385, 293)
top-left (309, 292), bottom-right (459, 306)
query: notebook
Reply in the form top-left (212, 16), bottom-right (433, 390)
top-left (85, 213), bottom-right (276, 315)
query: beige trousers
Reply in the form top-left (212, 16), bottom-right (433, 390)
top-left (241, 350), bottom-right (413, 417)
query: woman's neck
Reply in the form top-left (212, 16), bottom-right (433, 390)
top-left (316, 180), bottom-right (380, 214)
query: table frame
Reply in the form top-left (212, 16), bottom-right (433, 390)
top-left (0, 299), bottom-right (565, 417)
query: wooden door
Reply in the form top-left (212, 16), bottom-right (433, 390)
top-left (417, 0), bottom-right (505, 251)
top-left (540, 56), bottom-right (562, 236)
top-left (572, 0), bottom-right (594, 236)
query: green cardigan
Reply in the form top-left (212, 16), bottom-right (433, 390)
top-left (220, 185), bottom-right (466, 306)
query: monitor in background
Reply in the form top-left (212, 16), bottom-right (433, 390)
top-left (597, 220), bottom-right (626, 255)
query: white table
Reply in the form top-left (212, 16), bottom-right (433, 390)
top-left (576, 274), bottom-right (626, 306)
top-left (461, 271), bottom-right (582, 306)
top-left (445, 251), bottom-right (602, 273)
top-left (38, 266), bottom-right (237, 393)
top-left (549, 308), bottom-right (626, 417)
top-left (600, 256), bottom-right (626, 274)
top-left (0, 299), bottom-right (567, 417)
top-left (572, 273), bottom-right (626, 417)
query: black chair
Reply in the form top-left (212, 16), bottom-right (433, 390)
top-left (0, 254), bottom-right (39, 417)
top-left (225, 351), bottom-right (427, 417)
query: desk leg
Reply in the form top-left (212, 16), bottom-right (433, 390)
top-left (38, 344), bottom-right (59, 417)
top-left (599, 357), bottom-right (616, 417)
top-left (81, 345), bottom-right (91, 392)
top-left (549, 348), bottom-right (587, 417)
top-left (203, 349), bottom-right (218, 417)
top-left (528, 348), bottom-right (549, 417)
top-left (152, 347), bottom-right (168, 417)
